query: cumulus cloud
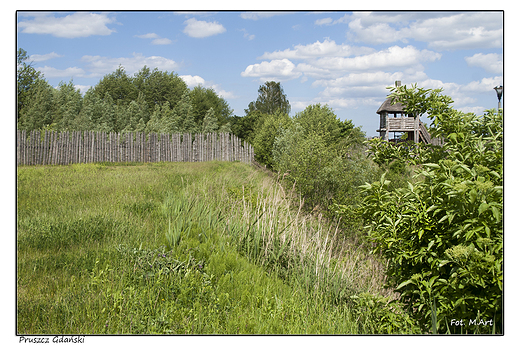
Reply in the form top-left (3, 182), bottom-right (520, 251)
top-left (239, 12), bottom-right (287, 20)
top-left (29, 52), bottom-right (62, 62)
top-left (180, 75), bottom-right (206, 87)
top-left (18, 12), bottom-right (116, 38)
top-left (461, 76), bottom-right (503, 93)
top-left (346, 11), bottom-right (503, 50)
top-left (37, 66), bottom-right (87, 79)
top-left (241, 59), bottom-right (302, 82)
top-left (135, 33), bottom-right (159, 39)
top-left (81, 53), bottom-right (179, 76)
top-left (313, 45), bottom-right (440, 71)
top-left (239, 29), bottom-right (255, 41)
top-left (183, 18), bottom-right (226, 38)
top-left (73, 84), bottom-right (92, 94)
top-left (315, 17), bottom-right (333, 26)
top-left (465, 53), bottom-right (503, 74)
top-left (313, 71), bottom-right (405, 88)
top-left (151, 38), bottom-right (173, 45)
top-left (243, 41), bottom-right (442, 109)
top-left (180, 75), bottom-right (237, 99)
top-left (259, 39), bottom-right (375, 60)
top-left (254, 42), bottom-right (440, 83)
top-left (135, 33), bottom-right (172, 45)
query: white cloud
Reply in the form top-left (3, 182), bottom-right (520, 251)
top-left (183, 18), bottom-right (226, 38)
top-left (308, 46), bottom-right (441, 72)
top-left (239, 29), bottom-right (255, 41)
top-left (243, 42), bottom-right (441, 108)
top-left (29, 52), bottom-right (62, 62)
top-left (315, 17), bottom-right (333, 26)
top-left (239, 12), bottom-right (287, 20)
top-left (73, 84), bottom-right (92, 94)
top-left (255, 42), bottom-right (440, 83)
top-left (180, 75), bottom-right (206, 87)
top-left (346, 11), bottom-right (503, 50)
top-left (151, 38), bottom-right (173, 45)
top-left (81, 53), bottom-right (179, 76)
top-left (37, 66), bottom-right (87, 78)
top-left (465, 53), bottom-right (503, 74)
top-left (180, 75), bottom-right (237, 99)
top-left (461, 76), bottom-right (503, 94)
top-left (348, 19), bottom-right (402, 45)
top-left (136, 33), bottom-right (172, 45)
top-left (18, 12), bottom-right (116, 38)
top-left (135, 33), bottom-right (159, 39)
top-left (259, 39), bottom-right (375, 60)
top-left (407, 13), bottom-right (503, 50)
top-left (313, 71), bottom-right (405, 88)
top-left (241, 59), bottom-right (302, 82)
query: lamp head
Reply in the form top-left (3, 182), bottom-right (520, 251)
top-left (494, 86), bottom-right (503, 100)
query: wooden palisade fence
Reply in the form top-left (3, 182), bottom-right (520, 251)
top-left (17, 130), bottom-right (254, 166)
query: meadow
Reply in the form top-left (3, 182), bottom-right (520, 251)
top-left (16, 161), bottom-right (420, 334)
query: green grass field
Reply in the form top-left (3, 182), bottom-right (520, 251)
top-left (17, 161), bottom-right (417, 334)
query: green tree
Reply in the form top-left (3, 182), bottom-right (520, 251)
top-left (17, 79), bottom-right (55, 131)
top-left (17, 48), bottom-right (44, 118)
top-left (72, 89), bottom-right (101, 131)
top-left (133, 66), bottom-right (188, 112)
top-left (159, 101), bottom-right (180, 133)
top-left (245, 81), bottom-right (291, 116)
top-left (272, 104), bottom-right (373, 212)
top-left (120, 92), bottom-right (150, 132)
top-left (201, 108), bottom-right (219, 133)
top-left (229, 110), bottom-right (266, 144)
top-left (293, 104), bottom-right (347, 145)
top-left (190, 86), bottom-right (233, 128)
top-left (251, 110), bottom-right (291, 168)
top-left (146, 104), bottom-right (163, 133)
top-left (175, 90), bottom-right (198, 134)
top-left (96, 93), bottom-right (117, 133)
top-left (53, 80), bottom-right (83, 131)
top-left (93, 65), bottom-right (138, 107)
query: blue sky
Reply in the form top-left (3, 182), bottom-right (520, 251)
top-left (16, 10), bottom-right (503, 136)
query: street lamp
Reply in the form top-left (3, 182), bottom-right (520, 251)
top-left (494, 85), bottom-right (503, 110)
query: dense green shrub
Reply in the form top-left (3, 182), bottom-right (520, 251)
top-left (272, 104), bottom-right (378, 215)
top-left (251, 110), bottom-right (291, 168)
top-left (358, 85), bottom-right (503, 334)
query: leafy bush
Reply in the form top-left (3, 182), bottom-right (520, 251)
top-left (358, 84), bottom-right (503, 334)
top-left (272, 104), bottom-right (377, 214)
top-left (251, 110), bottom-right (291, 168)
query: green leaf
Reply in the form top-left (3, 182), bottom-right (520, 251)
top-left (478, 202), bottom-right (489, 215)
top-left (396, 279), bottom-right (413, 290)
top-left (439, 214), bottom-right (449, 223)
top-left (426, 204), bottom-right (438, 214)
top-left (423, 163), bottom-right (440, 169)
top-left (491, 206), bottom-right (501, 221)
top-left (469, 189), bottom-right (478, 204)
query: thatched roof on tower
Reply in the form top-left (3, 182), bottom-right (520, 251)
top-left (376, 97), bottom-right (405, 114)
top-left (376, 80), bottom-right (407, 115)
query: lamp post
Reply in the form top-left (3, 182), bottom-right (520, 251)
top-left (494, 85), bottom-right (503, 110)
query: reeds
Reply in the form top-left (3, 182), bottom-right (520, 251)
top-left (165, 167), bottom-right (393, 302)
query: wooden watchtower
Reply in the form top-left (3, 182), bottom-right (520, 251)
top-left (376, 81), bottom-right (433, 144)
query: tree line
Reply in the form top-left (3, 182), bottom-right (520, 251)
top-left (17, 48), bottom-right (234, 135)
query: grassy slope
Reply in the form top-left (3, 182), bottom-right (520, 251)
top-left (17, 161), bottom-right (412, 334)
